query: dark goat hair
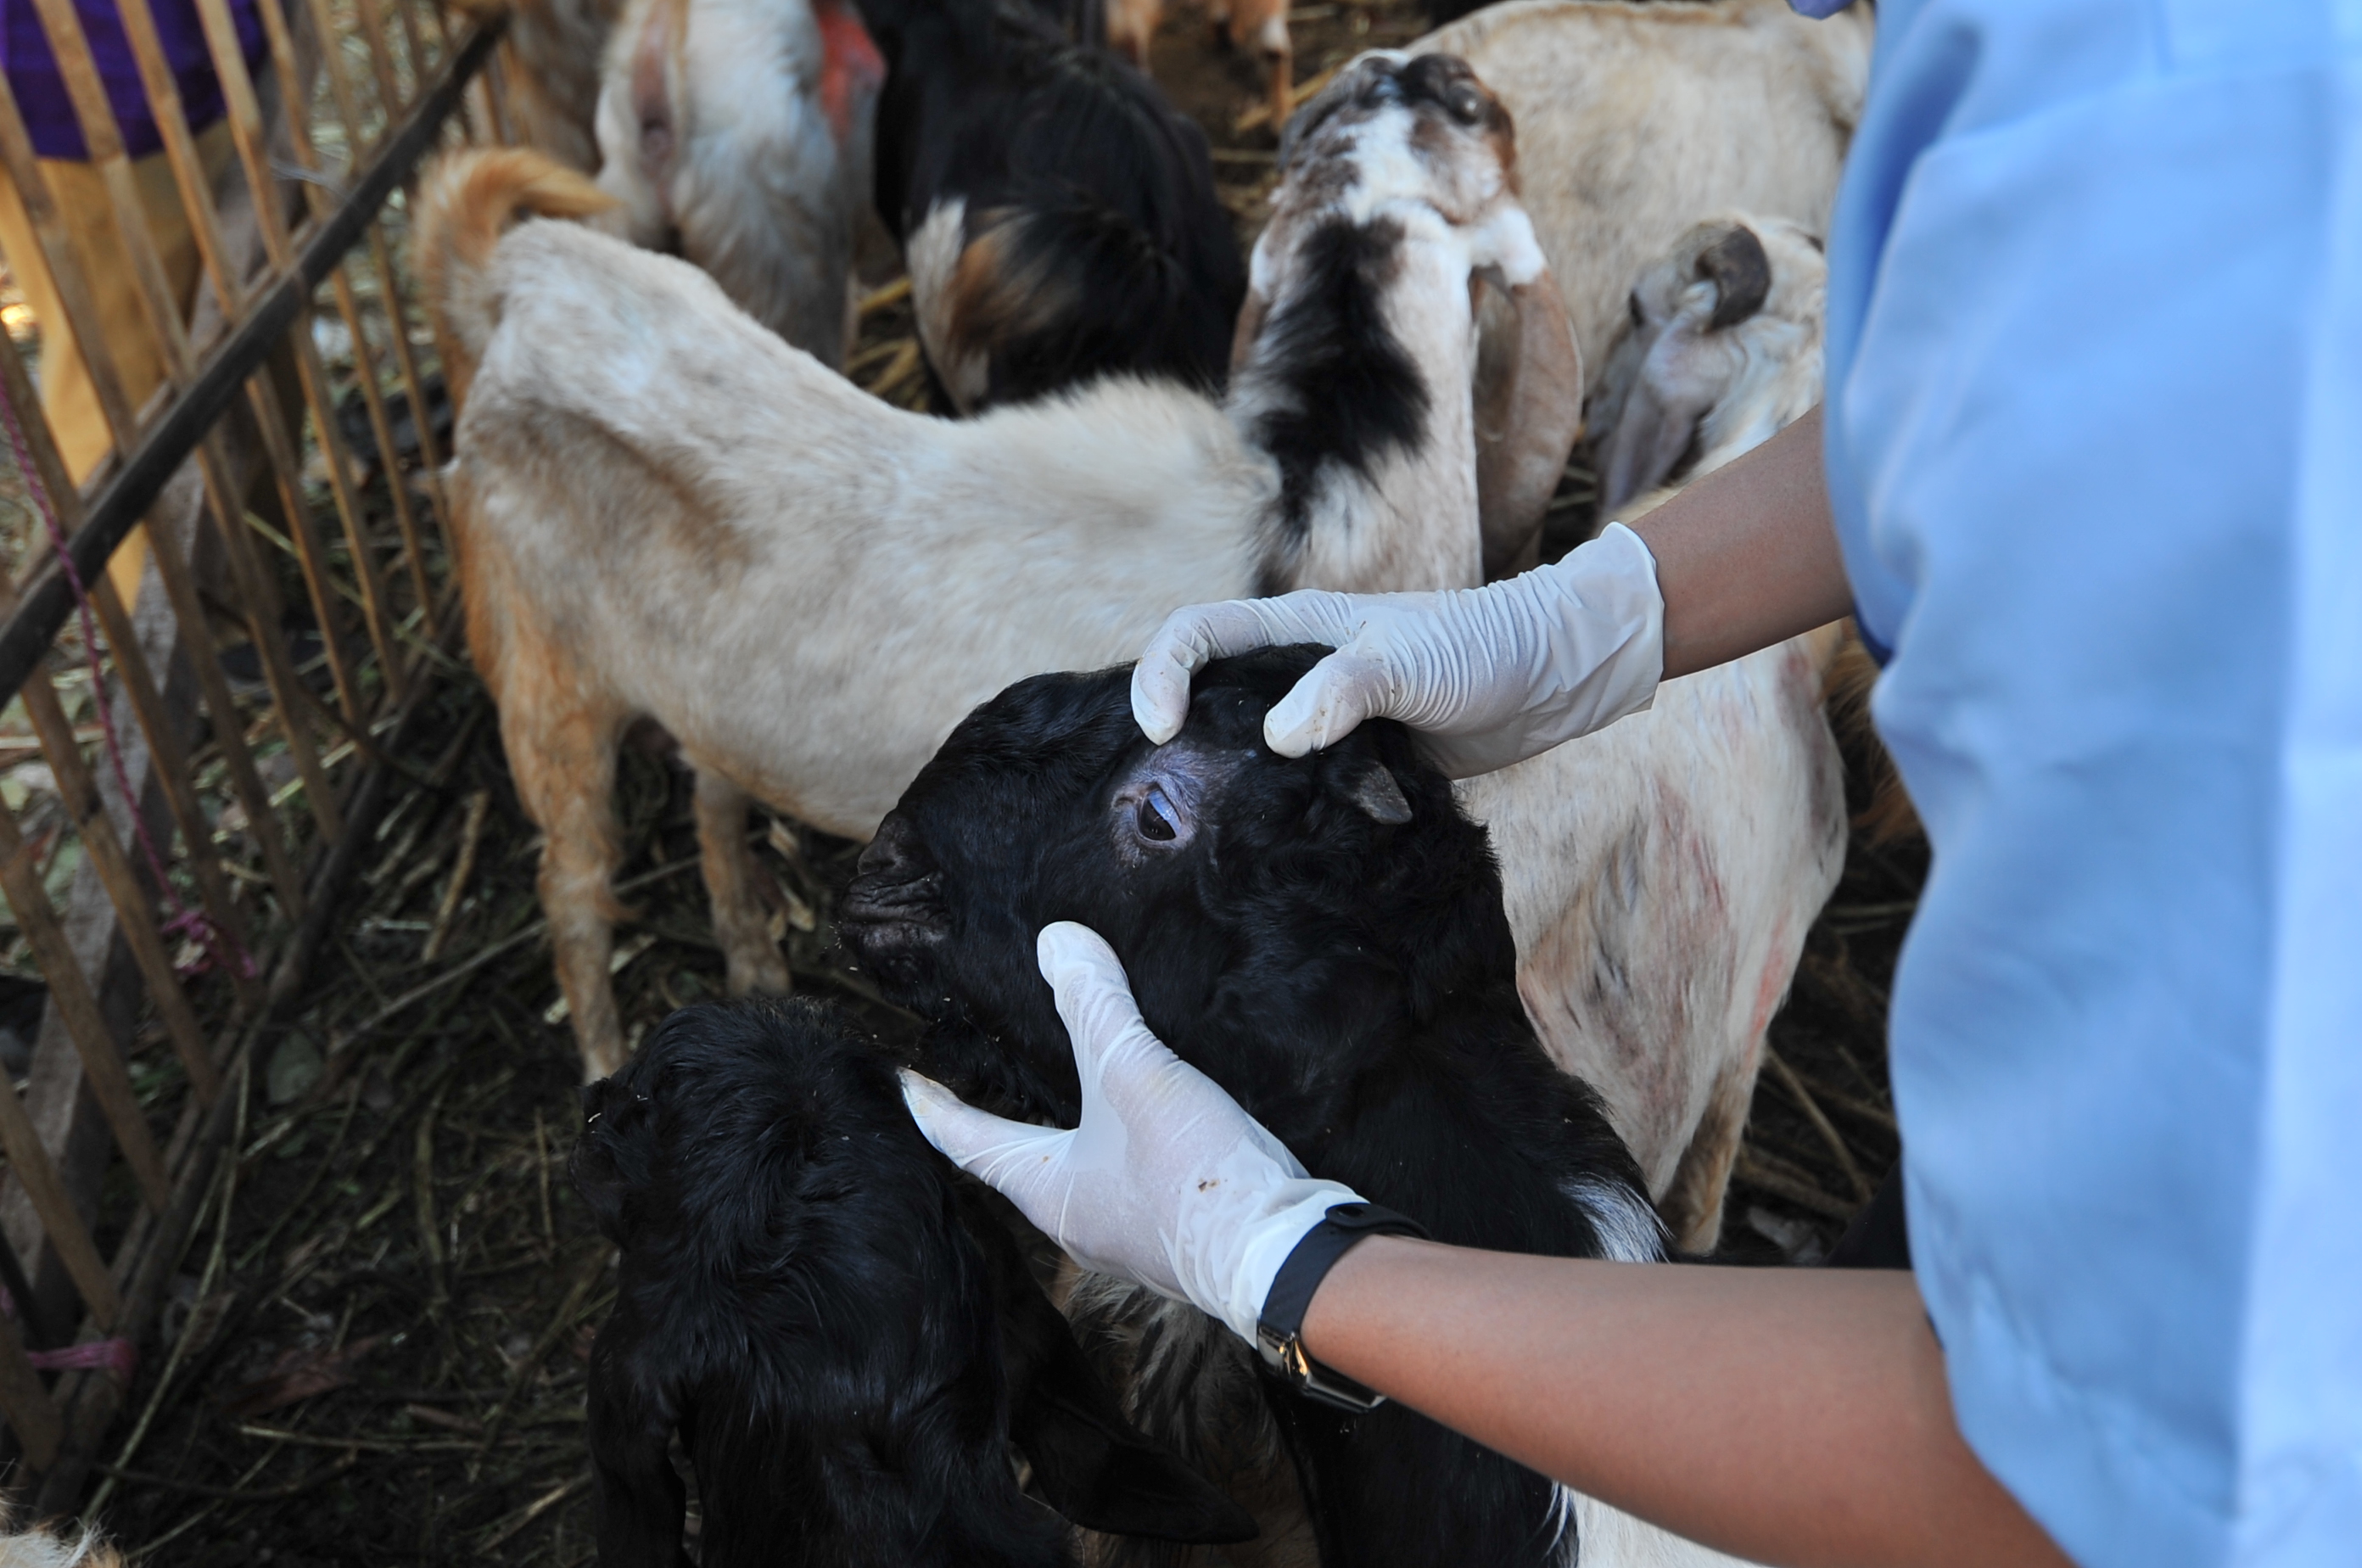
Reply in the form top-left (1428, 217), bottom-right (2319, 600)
top-left (574, 998), bottom-right (1257, 1567)
top-left (840, 650), bottom-right (1665, 1568)
top-left (861, 0), bottom-right (1245, 407)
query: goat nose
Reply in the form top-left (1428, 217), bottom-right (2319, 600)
top-left (856, 815), bottom-right (929, 884)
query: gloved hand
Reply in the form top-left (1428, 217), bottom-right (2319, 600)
top-left (899, 922), bottom-right (1363, 1346)
top-left (1131, 522), bottom-right (1664, 779)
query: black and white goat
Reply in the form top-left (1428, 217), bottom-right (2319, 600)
top-left (863, 0), bottom-right (1245, 408)
top-left (575, 996), bottom-right (1257, 1566)
top-left (838, 648), bottom-right (1755, 1568)
top-left (417, 52), bottom-right (1582, 1080)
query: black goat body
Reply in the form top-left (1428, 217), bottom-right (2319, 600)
top-left (840, 650), bottom-right (1665, 1568)
top-left (574, 998), bottom-right (1255, 1567)
top-left (861, 0), bottom-right (1245, 407)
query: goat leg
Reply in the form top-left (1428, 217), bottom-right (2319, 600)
top-left (691, 769), bottom-right (792, 1000)
top-left (496, 652), bottom-right (632, 1080)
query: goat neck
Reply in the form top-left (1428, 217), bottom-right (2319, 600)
top-left (1226, 51), bottom-right (1553, 596)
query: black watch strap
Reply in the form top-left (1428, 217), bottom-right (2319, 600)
top-left (1255, 1201), bottom-right (1428, 1413)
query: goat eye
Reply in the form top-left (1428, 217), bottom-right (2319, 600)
top-left (1135, 786), bottom-right (1179, 843)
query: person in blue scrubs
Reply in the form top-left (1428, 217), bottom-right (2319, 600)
top-left (900, 3), bottom-right (2362, 1562)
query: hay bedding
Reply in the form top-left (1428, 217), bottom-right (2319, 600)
top-left (69, 0), bottom-right (1922, 1558)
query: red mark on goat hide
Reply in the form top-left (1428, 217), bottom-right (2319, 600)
top-left (815, 0), bottom-right (885, 147)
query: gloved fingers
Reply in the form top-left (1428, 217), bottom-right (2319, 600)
top-left (1261, 646), bottom-right (1403, 757)
top-left (1036, 923), bottom-right (1252, 1134)
top-left (1131, 595), bottom-right (1356, 743)
top-left (898, 1068), bottom-right (1074, 1207)
top-left (1037, 922), bottom-right (1175, 1099)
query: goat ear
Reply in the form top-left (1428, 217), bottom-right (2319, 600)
top-left (1595, 370), bottom-right (1697, 516)
top-left (1471, 266), bottom-right (1584, 580)
top-left (1697, 222), bottom-right (1771, 332)
top-left (1339, 755), bottom-right (1413, 825)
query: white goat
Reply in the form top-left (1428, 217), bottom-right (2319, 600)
top-left (1458, 214), bottom-right (1844, 1250)
top-left (590, 0), bottom-right (884, 362)
top-left (1413, 0), bottom-right (1869, 374)
top-left (419, 53), bottom-right (1583, 1080)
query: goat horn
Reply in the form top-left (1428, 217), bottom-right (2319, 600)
top-left (1697, 224), bottom-right (1771, 333)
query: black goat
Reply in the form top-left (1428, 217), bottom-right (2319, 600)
top-left (861, 0), bottom-right (1245, 411)
top-left (839, 650), bottom-right (1671, 1568)
top-left (574, 997), bottom-right (1256, 1567)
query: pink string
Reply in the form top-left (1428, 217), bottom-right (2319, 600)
top-left (25, 1337), bottom-right (137, 1381)
top-left (0, 370), bottom-right (256, 983)
top-left (0, 1285), bottom-right (140, 1380)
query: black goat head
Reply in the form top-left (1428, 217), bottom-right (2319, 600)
top-left (837, 647), bottom-right (1525, 1131)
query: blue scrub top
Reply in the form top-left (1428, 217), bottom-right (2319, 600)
top-left (1811, 3), bottom-right (2362, 1563)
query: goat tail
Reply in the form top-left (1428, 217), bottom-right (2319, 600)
top-left (415, 148), bottom-right (614, 405)
top-left (1822, 625), bottom-right (1922, 846)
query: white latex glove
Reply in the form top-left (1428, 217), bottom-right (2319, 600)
top-left (899, 922), bottom-right (1363, 1346)
top-left (1131, 521), bottom-right (1664, 779)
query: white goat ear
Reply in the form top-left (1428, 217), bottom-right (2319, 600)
top-left (1341, 758), bottom-right (1413, 825)
top-left (1471, 266), bottom-right (1584, 580)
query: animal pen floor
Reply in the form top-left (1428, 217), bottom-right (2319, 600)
top-left (6, 1), bottom-right (1924, 1559)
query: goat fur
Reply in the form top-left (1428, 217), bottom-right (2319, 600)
top-left (457, 0), bottom-right (623, 173)
top-left (867, 0), bottom-right (1245, 408)
top-left (1412, 0), bottom-right (1867, 389)
top-left (1456, 215), bottom-right (1844, 1250)
top-left (1104, 0), bottom-right (1292, 143)
top-left (418, 52), bottom-right (1581, 1081)
top-left (574, 997), bottom-right (1255, 1567)
top-left (590, 0), bottom-right (883, 363)
top-left (837, 648), bottom-right (1757, 1568)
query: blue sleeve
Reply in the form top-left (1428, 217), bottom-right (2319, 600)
top-left (1819, 4), bottom-right (2362, 1565)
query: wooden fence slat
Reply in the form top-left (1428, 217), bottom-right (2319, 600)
top-left (104, 0), bottom-right (246, 322)
top-left (0, 842), bottom-right (129, 1324)
top-left (362, 227), bottom-right (450, 638)
top-left (23, 0), bottom-right (204, 385)
top-left (0, 1313), bottom-right (62, 1470)
top-left (0, 87), bottom-right (142, 438)
top-left (327, 262), bottom-right (434, 633)
top-left (238, 368), bottom-right (367, 723)
top-left (0, 328), bottom-right (273, 1006)
top-left (16, 674), bottom-right (222, 1117)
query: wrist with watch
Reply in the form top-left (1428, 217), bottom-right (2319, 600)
top-left (1254, 1201), bottom-right (1429, 1413)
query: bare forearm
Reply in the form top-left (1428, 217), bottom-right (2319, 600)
top-left (1301, 1238), bottom-right (2069, 1568)
top-left (1626, 406), bottom-right (1855, 680)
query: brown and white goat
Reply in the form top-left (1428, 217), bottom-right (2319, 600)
top-left (590, 0), bottom-right (884, 363)
top-left (1413, 0), bottom-right (1869, 375)
top-left (418, 53), bottom-right (1582, 1080)
top-left (1458, 214), bottom-right (1844, 1251)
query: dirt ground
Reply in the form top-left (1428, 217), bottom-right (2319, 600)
top-left (75, 1), bottom-right (1923, 1559)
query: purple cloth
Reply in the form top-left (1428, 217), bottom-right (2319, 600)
top-left (3, 0), bottom-right (266, 160)
top-left (1786, 0), bottom-right (1857, 14)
